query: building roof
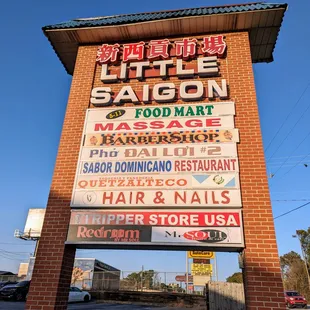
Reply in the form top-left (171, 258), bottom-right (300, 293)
top-left (0, 271), bottom-right (15, 276)
top-left (43, 2), bottom-right (287, 75)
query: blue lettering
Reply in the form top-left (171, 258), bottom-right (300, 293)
top-left (88, 163), bottom-right (94, 173)
top-left (166, 160), bottom-right (172, 171)
top-left (153, 161), bottom-right (159, 172)
top-left (82, 163), bottom-right (89, 173)
top-left (115, 162), bottom-right (120, 172)
top-left (106, 162), bottom-right (112, 173)
top-left (146, 161), bottom-right (152, 172)
top-left (94, 162), bottom-right (100, 173)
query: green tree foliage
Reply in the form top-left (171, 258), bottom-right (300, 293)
top-left (280, 251), bottom-right (310, 300)
top-left (296, 228), bottom-right (310, 272)
top-left (121, 270), bottom-right (156, 290)
top-left (226, 272), bottom-right (243, 283)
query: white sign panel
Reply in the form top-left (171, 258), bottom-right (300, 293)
top-left (71, 189), bottom-right (242, 208)
top-left (151, 227), bottom-right (243, 246)
top-left (67, 209), bottom-right (244, 249)
top-left (75, 173), bottom-right (240, 190)
top-left (78, 158), bottom-right (239, 175)
top-left (72, 102), bottom-right (241, 210)
top-left (85, 115), bottom-right (235, 133)
top-left (87, 102), bottom-right (236, 122)
top-left (84, 129), bottom-right (240, 147)
top-left (193, 275), bottom-right (211, 286)
top-left (69, 209), bottom-right (242, 226)
top-left (24, 209), bottom-right (46, 238)
top-left (80, 143), bottom-right (238, 161)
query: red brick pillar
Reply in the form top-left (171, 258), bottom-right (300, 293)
top-left (26, 46), bottom-right (97, 310)
top-left (228, 32), bottom-right (286, 309)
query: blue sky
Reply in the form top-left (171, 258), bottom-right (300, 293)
top-left (0, 0), bottom-right (309, 281)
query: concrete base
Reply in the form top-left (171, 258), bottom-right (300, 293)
top-left (92, 291), bottom-right (206, 309)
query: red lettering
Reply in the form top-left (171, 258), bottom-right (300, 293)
top-left (86, 229), bottom-right (94, 238)
top-left (181, 160), bottom-right (186, 171)
top-left (166, 179), bottom-right (174, 186)
top-left (149, 121), bottom-right (165, 129)
top-left (212, 191), bottom-right (219, 204)
top-left (94, 123), bottom-right (114, 131)
top-left (166, 120), bottom-right (183, 129)
top-left (210, 160), bottom-right (217, 170)
top-left (111, 230), bottom-right (118, 238)
top-left (191, 192), bottom-right (201, 204)
top-left (184, 119), bottom-right (203, 128)
top-left (175, 191), bottom-right (186, 203)
top-left (103, 229), bottom-right (111, 238)
top-left (206, 118), bottom-right (221, 126)
top-left (115, 192), bottom-right (126, 204)
top-left (221, 190), bottom-right (230, 204)
top-left (133, 122), bottom-right (148, 130)
top-left (77, 226), bottom-right (87, 238)
top-left (115, 122), bottom-right (131, 131)
top-left (136, 192), bottom-right (145, 203)
top-left (184, 231), bottom-right (210, 240)
top-left (118, 229), bottom-right (125, 238)
top-left (94, 228), bottom-right (102, 238)
top-left (231, 159), bottom-right (237, 170)
top-left (102, 192), bottom-right (113, 204)
top-left (174, 161), bottom-right (180, 172)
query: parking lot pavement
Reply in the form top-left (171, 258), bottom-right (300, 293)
top-left (68, 302), bottom-right (189, 309)
top-left (0, 301), bottom-right (188, 310)
top-left (1, 301), bottom-right (308, 309)
top-left (0, 301), bottom-right (25, 310)
top-left (68, 301), bottom-right (160, 309)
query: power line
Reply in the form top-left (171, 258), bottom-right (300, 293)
top-left (274, 201), bottom-right (310, 220)
top-left (0, 249), bottom-right (31, 255)
top-left (268, 154), bottom-right (310, 161)
top-left (268, 163), bottom-right (308, 168)
top-left (0, 243), bottom-right (34, 246)
top-left (268, 161), bottom-right (308, 165)
top-left (0, 253), bottom-right (26, 262)
top-left (272, 190), bottom-right (310, 193)
top-left (264, 83), bottom-right (310, 154)
top-left (277, 151), bottom-right (310, 180)
top-left (0, 252), bottom-right (30, 261)
top-left (267, 100), bottom-right (310, 163)
top-left (269, 131), bottom-right (310, 177)
top-left (272, 199), bottom-right (310, 202)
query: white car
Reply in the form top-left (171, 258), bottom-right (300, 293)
top-left (68, 287), bottom-right (91, 303)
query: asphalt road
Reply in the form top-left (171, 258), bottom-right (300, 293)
top-left (0, 301), bottom-right (188, 310)
top-left (0, 301), bottom-right (309, 309)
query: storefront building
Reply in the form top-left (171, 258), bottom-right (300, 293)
top-left (26, 3), bottom-right (287, 309)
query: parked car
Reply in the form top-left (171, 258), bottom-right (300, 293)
top-left (0, 281), bottom-right (17, 289)
top-left (285, 290), bottom-right (307, 308)
top-left (0, 280), bottom-right (30, 301)
top-left (68, 287), bottom-right (91, 303)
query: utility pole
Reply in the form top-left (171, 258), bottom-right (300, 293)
top-left (185, 252), bottom-right (189, 294)
top-left (141, 265), bottom-right (144, 292)
top-left (293, 232), bottom-right (310, 289)
top-left (214, 253), bottom-right (218, 281)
